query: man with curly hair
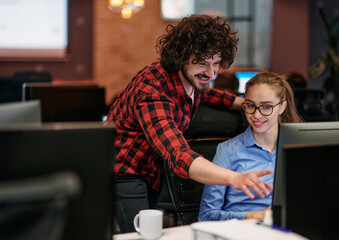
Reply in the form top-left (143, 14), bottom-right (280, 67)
top-left (105, 15), bottom-right (272, 232)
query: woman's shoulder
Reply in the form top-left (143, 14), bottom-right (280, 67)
top-left (215, 131), bottom-right (247, 160)
top-left (220, 130), bottom-right (247, 147)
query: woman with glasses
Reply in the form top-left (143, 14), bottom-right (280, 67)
top-left (199, 72), bottom-right (302, 222)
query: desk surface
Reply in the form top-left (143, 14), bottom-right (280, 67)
top-left (113, 225), bottom-right (190, 240)
top-left (113, 220), bottom-right (308, 240)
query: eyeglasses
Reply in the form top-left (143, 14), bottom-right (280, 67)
top-left (242, 102), bottom-right (282, 116)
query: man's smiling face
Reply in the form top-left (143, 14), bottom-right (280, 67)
top-left (180, 53), bottom-right (221, 93)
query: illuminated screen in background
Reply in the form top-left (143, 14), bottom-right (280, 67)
top-left (0, 0), bottom-right (68, 59)
top-left (235, 71), bottom-right (260, 94)
top-left (160, 0), bottom-right (194, 20)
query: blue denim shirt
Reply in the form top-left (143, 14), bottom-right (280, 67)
top-left (198, 126), bottom-right (275, 221)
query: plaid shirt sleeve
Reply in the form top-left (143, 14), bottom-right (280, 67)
top-left (201, 88), bottom-right (236, 108)
top-left (135, 92), bottom-right (200, 179)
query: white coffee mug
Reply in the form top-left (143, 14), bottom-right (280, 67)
top-left (133, 209), bottom-right (163, 240)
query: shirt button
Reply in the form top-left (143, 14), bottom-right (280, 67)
top-left (269, 163), bottom-right (272, 166)
top-left (269, 195), bottom-right (272, 198)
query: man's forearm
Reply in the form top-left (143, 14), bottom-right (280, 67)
top-left (188, 156), bottom-right (237, 185)
top-left (229, 96), bottom-right (244, 111)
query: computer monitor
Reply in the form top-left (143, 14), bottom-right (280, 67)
top-left (0, 100), bottom-right (41, 124)
top-left (283, 144), bottom-right (339, 240)
top-left (23, 83), bottom-right (106, 122)
top-left (0, 122), bottom-right (115, 240)
top-left (235, 71), bottom-right (260, 95)
top-left (273, 122), bottom-right (339, 228)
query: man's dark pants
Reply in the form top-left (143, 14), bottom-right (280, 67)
top-left (115, 175), bottom-right (161, 233)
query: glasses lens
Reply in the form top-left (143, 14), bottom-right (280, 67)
top-left (243, 103), bottom-right (255, 114)
top-left (259, 106), bottom-right (273, 116)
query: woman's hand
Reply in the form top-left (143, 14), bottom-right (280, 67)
top-left (246, 206), bottom-right (272, 221)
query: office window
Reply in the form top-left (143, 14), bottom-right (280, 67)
top-left (161, 0), bottom-right (273, 69)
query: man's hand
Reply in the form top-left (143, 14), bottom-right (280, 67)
top-left (229, 170), bottom-right (273, 199)
top-left (189, 157), bottom-right (273, 199)
top-left (246, 206), bottom-right (272, 221)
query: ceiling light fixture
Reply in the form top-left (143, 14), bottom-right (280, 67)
top-left (108, 0), bottom-right (145, 19)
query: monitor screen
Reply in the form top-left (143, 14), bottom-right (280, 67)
top-left (273, 121), bottom-right (339, 228)
top-left (0, 0), bottom-right (68, 60)
top-left (283, 144), bottom-right (339, 240)
top-left (0, 122), bottom-right (115, 240)
top-left (160, 0), bottom-right (194, 20)
top-left (0, 100), bottom-right (41, 124)
top-left (235, 71), bottom-right (260, 95)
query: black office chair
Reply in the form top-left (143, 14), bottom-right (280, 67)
top-left (185, 105), bottom-right (247, 139)
top-left (163, 137), bottom-right (230, 226)
top-left (13, 71), bottom-right (52, 83)
top-left (293, 88), bottom-right (336, 122)
top-left (160, 106), bottom-right (247, 226)
top-left (0, 171), bottom-right (81, 240)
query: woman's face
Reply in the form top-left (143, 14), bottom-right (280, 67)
top-left (244, 84), bottom-right (286, 136)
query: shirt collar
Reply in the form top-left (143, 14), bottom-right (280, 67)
top-left (170, 71), bottom-right (187, 96)
top-left (167, 66), bottom-right (201, 99)
top-left (243, 126), bottom-right (277, 154)
top-left (243, 126), bottom-right (257, 147)
top-left (155, 59), bottom-right (202, 99)
top-left (154, 59), bottom-right (186, 97)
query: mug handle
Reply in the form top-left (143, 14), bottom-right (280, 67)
top-left (133, 213), bottom-right (140, 233)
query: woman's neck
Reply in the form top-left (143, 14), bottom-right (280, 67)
top-left (252, 126), bottom-right (278, 154)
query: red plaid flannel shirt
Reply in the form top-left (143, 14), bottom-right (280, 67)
top-left (105, 60), bottom-right (236, 190)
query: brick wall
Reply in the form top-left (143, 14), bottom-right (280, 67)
top-left (93, 0), bottom-right (178, 105)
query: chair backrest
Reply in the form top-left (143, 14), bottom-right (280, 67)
top-left (185, 105), bottom-right (247, 139)
top-left (0, 72), bottom-right (52, 103)
top-left (164, 105), bottom-right (246, 225)
top-left (164, 137), bottom-right (230, 226)
top-left (293, 89), bottom-right (324, 112)
top-left (293, 88), bottom-right (336, 122)
top-left (0, 171), bottom-right (80, 240)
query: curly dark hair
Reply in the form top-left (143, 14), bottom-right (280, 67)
top-left (156, 15), bottom-right (238, 72)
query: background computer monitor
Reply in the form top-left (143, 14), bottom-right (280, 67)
top-left (0, 100), bottom-right (41, 124)
top-left (273, 122), bottom-right (339, 228)
top-left (23, 83), bottom-right (107, 122)
top-left (0, 122), bottom-right (115, 240)
top-left (284, 144), bottom-right (339, 240)
top-left (235, 71), bottom-right (260, 95)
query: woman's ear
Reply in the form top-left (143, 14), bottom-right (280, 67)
top-left (279, 101), bottom-right (287, 115)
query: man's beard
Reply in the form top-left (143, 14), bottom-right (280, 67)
top-left (181, 67), bottom-right (209, 94)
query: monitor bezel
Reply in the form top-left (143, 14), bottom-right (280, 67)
top-left (273, 121), bottom-right (339, 227)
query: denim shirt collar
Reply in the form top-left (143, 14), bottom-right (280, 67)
top-left (243, 126), bottom-right (257, 147)
top-left (243, 126), bottom-right (277, 154)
